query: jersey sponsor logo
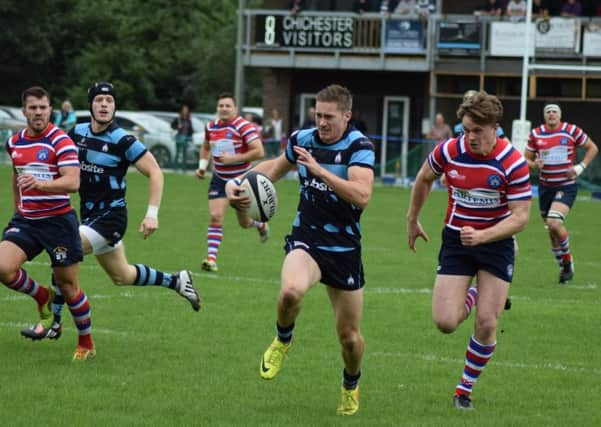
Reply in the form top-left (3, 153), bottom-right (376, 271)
top-left (11, 150), bottom-right (21, 159)
top-left (487, 174), bottom-right (502, 189)
top-left (80, 161), bottom-right (105, 174)
top-left (540, 146), bottom-right (568, 164)
top-left (102, 144), bottom-right (109, 152)
top-left (334, 152), bottom-right (342, 164)
top-left (226, 131), bottom-right (233, 138)
top-left (304, 177), bottom-right (331, 192)
top-left (37, 148), bottom-right (50, 161)
top-left (15, 165), bottom-right (53, 181)
top-left (347, 274), bottom-right (355, 286)
top-left (507, 264), bottom-right (514, 279)
top-left (452, 188), bottom-right (501, 207)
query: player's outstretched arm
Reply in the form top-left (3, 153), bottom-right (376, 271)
top-left (195, 141), bottom-right (211, 179)
top-left (134, 151), bottom-right (164, 239)
top-left (407, 161), bottom-right (436, 252)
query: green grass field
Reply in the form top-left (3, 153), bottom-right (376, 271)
top-left (1, 165), bottom-right (600, 426)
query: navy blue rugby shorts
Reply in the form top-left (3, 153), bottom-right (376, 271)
top-left (3, 210), bottom-right (83, 267)
top-left (437, 227), bottom-right (515, 283)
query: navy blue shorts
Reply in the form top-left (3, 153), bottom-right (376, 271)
top-left (3, 211), bottom-right (83, 267)
top-left (208, 174), bottom-right (227, 200)
top-left (437, 227), bottom-right (515, 283)
top-left (81, 208), bottom-right (128, 246)
top-left (284, 234), bottom-right (364, 291)
top-left (538, 183), bottom-right (578, 217)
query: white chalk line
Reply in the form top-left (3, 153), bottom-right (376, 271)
top-left (370, 352), bottom-right (601, 376)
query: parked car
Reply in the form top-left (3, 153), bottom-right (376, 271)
top-left (75, 110), bottom-right (176, 169)
top-left (146, 111), bottom-right (207, 168)
top-left (0, 105), bottom-right (25, 121)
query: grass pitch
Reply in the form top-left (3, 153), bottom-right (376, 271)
top-left (0, 166), bottom-right (600, 426)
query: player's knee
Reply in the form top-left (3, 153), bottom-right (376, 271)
top-left (475, 313), bottom-right (497, 336)
top-left (435, 320), bottom-right (459, 334)
top-left (433, 312), bottom-right (461, 334)
top-left (279, 286), bottom-right (304, 309)
top-left (338, 328), bottom-right (363, 350)
top-left (108, 271), bottom-right (131, 286)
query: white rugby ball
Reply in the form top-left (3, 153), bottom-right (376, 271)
top-left (240, 171), bottom-right (278, 222)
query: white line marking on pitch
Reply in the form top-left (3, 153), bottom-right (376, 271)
top-left (370, 352), bottom-right (601, 376)
top-left (0, 321), bottom-right (130, 336)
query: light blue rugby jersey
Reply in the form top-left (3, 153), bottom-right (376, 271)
top-left (285, 125), bottom-right (375, 252)
top-left (70, 122), bottom-right (147, 218)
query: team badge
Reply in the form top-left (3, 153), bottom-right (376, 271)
top-left (487, 174), bottom-right (502, 189)
top-left (37, 148), bottom-right (50, 161)
top-left (53, 246), bottom-right (68, 262)
top-left (226, 132), bottom-right (233, 138)
top-left (560, 138), bottom-right (568, 145)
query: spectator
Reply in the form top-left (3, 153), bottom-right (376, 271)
top-left (426, 113), bottom-right (452, 142)
top-left (289, 0), bottom-right (304, 15)
top-left (475, 0), bottom-right (504, 16)
top-left (532, 0), bottom-right (550, 17)
top-left (394, 0), bottom-right (417, 15)
top-left (506, 0), bottom-right (527, 20)
top-left (53, 100), bottom-right (76, 133)
top-left (416, 0), bottom-right (435, 17)
top-left (263, 108), bottom-right (284, 158)
top-left (171, 104), bottom-right (194, 172)
top-left (561, 0), bottom-right (582, 16)
top-left (244, 112), bottom-right (261, 133)
top-left (354, 0), bottom-right (374, 13)
top-left (301, 106), bottom-right (316, 129)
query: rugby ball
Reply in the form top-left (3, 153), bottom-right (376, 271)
top-left (240, 171), bottom-right (278, 222)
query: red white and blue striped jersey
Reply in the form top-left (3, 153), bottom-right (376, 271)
top-left (205, 115), bottom-right (261, 179)
top-left (526, 122), bottom-right (588, 186)
top-left (428, 136), bottom-right (531, 231)
top-left (6, 123), bottom-right (79, 219)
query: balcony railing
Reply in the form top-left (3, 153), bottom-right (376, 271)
top-left (242, 10), bottom-right (601, 72)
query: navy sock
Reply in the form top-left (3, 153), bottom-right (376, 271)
top-left (276, 321), bottom-right (294, 344)
top-left (342, 369), bottom-right (361, 390)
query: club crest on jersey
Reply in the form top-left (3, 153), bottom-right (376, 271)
top-left (37, 148), bottom-right (49, 161)
top-left (226, 132), bottom-right (233, 138)
top-left (560, 138), bottom-right (568, 145)
top-left (53, 246), bottom-right (68, 262)
top-left (487, 174), bottom-right (502, 189)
